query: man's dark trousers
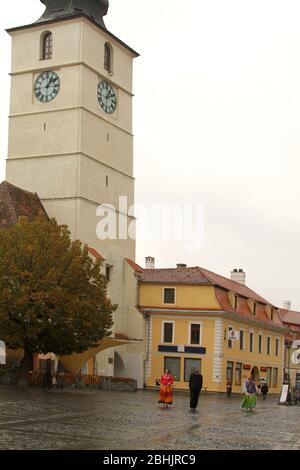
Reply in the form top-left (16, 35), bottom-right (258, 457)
top-left (190, 388), bottom-right (201, 409)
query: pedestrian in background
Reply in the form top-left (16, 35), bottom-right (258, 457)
top-left (189, 369), bottom-right (203, 411)
top-left (241, 377), bottom-right (257, 412)
top-left (261, 381), bottom-right (269, 400)
top-left (226, 379), bottom-right (232, 397)
top-left (158, 369), bottom-right (174, 408)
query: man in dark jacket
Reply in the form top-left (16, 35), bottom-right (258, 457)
top-left (189, 369), bottom-right (203, 411)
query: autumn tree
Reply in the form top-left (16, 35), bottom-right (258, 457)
top-left (0, 217), bottom-right (115, 381)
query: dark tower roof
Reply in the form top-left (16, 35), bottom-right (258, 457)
top-left (37, 0), bottom-right (109, 29)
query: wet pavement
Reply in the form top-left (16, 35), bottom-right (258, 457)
top-left (0, 386), bottom-right (299, 450)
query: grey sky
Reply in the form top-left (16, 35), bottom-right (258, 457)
top-left (1, 1), bottom-right (300, 309)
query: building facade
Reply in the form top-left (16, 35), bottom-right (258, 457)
top-left (134, 263), bottom-right (286, 394)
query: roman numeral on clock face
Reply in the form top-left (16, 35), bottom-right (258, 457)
top-left (34, 70), bottom-right (60, 103)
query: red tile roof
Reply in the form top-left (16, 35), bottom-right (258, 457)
top-left (88, 247), bottom-right (105, 261)
top-left (125, 258), bottom-right (144, 273)
top-left (139, 266), bottom-right (270, 304)
top-left (278, 309), bottom-right (300, 326)
top-left (140, 267), bottom-right (209, 284)
top-left (0, 181), bottom-right (48, 229)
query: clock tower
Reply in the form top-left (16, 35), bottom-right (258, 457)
top-left (5, 1), bottom-right (144, 386)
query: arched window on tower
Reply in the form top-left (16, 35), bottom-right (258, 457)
top-left (41, 31), bottom-right (53, 60)
top-left (104, 42), bottom-right (113, 74)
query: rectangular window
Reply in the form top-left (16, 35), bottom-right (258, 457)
top-left (226, 361), bottom-right (234, 382)
top-left (240, 330), bottom-right (244, 350)
top-left (249, 332), bottom-right (254, 352)
top-left (184, 358), bottom-right (201, 382)
top-left (275, 338), bottom-right (279, 356)
top-left (253, 303), bottom-right (257, 316)
top-left (227, 327), bottom-right (233, 349)
top-left (273, 368), bottom-right (278, 388)
top-left (235, 363), bottom-right (242, 386)
top-left (267, 367), bottom-right (272, 387)
top-left (164, 357), bottom-right (180, 382)
top-left (164, 288), bottom-right (175, 304)
top-left (267, 337), bottom-right (271, 355)
top-left (234, 295), bottom-right (238, 309)
top-left (259, 334), bottom-right (263, 353)
top-left (163, 322), bottom-right (174, 343)
top-left (190, 324), bottom-right (201, 345)
top-left (296, 373), bottom-right (300, 391)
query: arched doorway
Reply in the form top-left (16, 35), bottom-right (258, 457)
top-left (251, 366), bottom-right (260, 383)
top-left (114, 351), bottom-right (126, 378)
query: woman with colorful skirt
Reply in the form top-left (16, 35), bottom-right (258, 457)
top-left (241, 377), bottom-right (257, 411)
top-left (158, 369), bottom-right (174, 408)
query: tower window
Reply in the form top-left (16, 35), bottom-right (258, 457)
top-left (41, 32), bottom-right (53, 60)
top-left (104, 42), bottom-right (113, 74)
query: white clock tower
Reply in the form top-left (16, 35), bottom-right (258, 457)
top-left (5, 0), bottom-right (144, 386)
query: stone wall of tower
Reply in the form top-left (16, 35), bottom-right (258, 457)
top-left (6, 15), bottom-right (145, 387)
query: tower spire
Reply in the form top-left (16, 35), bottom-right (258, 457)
top-left (37, 0), bottom-right (109, 28)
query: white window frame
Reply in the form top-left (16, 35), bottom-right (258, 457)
top-left (267, 336), bottom-right (272, 355)
top-left (188, 321), bottom-right (202, 346)
top-left (161, 320), bottom-right (175, 344)
top-left (163, 287), bottom-right (176, 305)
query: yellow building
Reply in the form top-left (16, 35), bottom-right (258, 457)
top-left (278, 309), bottom-right (300, 391)
top-left (135, 262), bottom-right (286, 394)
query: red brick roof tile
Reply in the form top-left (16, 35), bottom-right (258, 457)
top-left (125, 258), bottom-right (144, 273)
top-left (0, 181), bottom-right (48, 229)
top-left (88, 247), bottom-right (105, 261)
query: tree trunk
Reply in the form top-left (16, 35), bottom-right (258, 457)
top-left (18, 347), bottom-right (33, 388)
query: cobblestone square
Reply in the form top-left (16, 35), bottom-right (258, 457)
top-left (0, 386), bottom-right (299, 450)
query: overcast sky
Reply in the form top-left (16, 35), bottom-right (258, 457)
top-left (1, 0), bottom-right (300, 309)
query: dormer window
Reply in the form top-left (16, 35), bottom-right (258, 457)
top-left (104, 42), bottom-right (113, 74)
top-left (41, 32), bottom-right (53, 60)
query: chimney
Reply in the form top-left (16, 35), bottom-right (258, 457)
top-left (177, 263), bottom-right (187, 268)
top-left (231, 268), bottom-right (246, 285)
top-left (283, 301), bottom-right (292, 311)
top-left (145, 256), bottom-right (155, 270)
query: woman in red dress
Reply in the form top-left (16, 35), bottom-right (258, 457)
top-left (158, 369), bottom-right (174, 408)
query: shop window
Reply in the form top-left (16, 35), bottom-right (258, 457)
top-left (164, 357), bottom-right (180, 382)
top-left (226, 361), bottom-right (234, 383)
top-left (235, 362), bottom-right (242, 386)
top-left (184, 358), bottom-right (201, 382)
top-left (273, 368), bottom-right (278, 388)
top-left (162, 322), bottom-right (174, 343)
top-left (164, 288), bottom-right (175, 304)
top-left (267, 367), bottom-right (272, 387)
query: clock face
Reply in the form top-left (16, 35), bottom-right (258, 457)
top-left (34, 71), bottom-right (60, 103)
top-left (97, 80), bottom-right (117, 114)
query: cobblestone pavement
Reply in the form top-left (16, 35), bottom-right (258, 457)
top-left (0, 386), bottom-right (299, 450)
